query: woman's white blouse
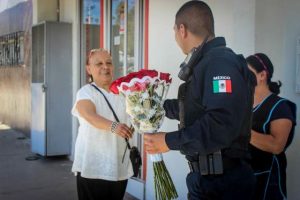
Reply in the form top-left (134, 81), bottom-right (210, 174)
top-left (71, 84), bottom-right (133, 180)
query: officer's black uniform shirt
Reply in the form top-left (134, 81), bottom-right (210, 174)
top-left (164, 37), bottom-right (254, 160)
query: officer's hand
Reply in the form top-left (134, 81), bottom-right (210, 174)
top-left (144, 132), bottom-right (170, 154)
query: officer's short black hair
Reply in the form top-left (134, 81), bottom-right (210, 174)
top-left (175, 1), bottom-right (215, 37)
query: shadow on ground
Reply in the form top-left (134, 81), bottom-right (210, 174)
top-left (0, 124), bottom-right (138, 200)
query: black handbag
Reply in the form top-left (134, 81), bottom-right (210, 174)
top-left (91, 84), bottom-right (142, 177)
top-left (128, 146), bottom-right (142, 177)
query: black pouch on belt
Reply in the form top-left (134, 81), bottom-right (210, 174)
top-left (199, 150), bottom-right (223, 175)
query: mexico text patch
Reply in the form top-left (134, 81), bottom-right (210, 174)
top-left (213, 76), bottom-right (232, 93)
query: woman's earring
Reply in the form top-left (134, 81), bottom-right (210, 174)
top-left (88, 76), bottom-right (93, 83)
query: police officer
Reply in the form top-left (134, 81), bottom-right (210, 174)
top-left (144, 1), bottom-right (256, 199)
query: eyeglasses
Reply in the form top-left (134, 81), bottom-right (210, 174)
top-left (86, 48), bottom-right (111, 65)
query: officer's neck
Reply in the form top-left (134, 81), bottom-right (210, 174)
top-left (186, 34), bottom-right (213, 53)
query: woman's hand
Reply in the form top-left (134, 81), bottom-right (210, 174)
top-left (77, 100), bottom-right (133, 139)
top-left (113, 123), bottom-right (133, 139)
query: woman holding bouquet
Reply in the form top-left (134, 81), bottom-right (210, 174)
top-left (71, 48), bottom-right (133, 200)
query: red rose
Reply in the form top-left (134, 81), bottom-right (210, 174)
top-left (139, 69), bottom-right (158, 78)
top-left (159, 72), bottom-right (172, 83)
top-left (129, 82), bottom-right (140, 92)
top-left (110, 78), bottom-right (122, 94)
top-left (122, 74), bottom-right (133, 83)
top-left (127, 72), bottom-right (137, 80)
top-left (110, 69), bottom-right (171, 94)
top-left (126, 82), bottom-right (145, 92)
top-left (110, 83), bottom-right (119, 94)
top-left (122, 84), bottom-right (129, 91)
top-left (137, 81), bottom-right (149, 92)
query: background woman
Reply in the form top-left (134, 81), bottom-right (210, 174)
top-left (246, 53), bottom-right (296, 200)
top-left (71, 48), bottom-right (133, 200)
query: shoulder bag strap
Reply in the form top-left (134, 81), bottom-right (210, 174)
top-left (90, 84), bottom-right (131, 150)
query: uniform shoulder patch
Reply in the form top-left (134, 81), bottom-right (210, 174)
top-left (213, 76), bottom-right (232, 93)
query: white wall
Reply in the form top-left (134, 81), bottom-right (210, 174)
top-left (59, 0), bottom-right (81, 161)
top-left (148, 1), bottom-right (187, 198)
top-left (207, 0), bottom-right (255, 55)
top-left (147, 0), bottom-right (255, 199)
top-left (32, 0), bottom-right (58, 25)
top-left (255, 1), bottom-right (300, 199)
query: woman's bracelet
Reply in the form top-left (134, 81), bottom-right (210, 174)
top-left (111, 121), bottom-right (119, 134)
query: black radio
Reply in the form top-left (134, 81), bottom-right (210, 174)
top-left (178, 36), bottom-right (209, 81)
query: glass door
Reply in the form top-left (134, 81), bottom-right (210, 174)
top-left (110, 0), bottom-right (143, 150)
top-left (110, 0), bottom-right (145, 198)
top-left (80, 0), bottom-right (145, 198)
top-left (110, 0), bottom-right (140, 78)
top-left (80, 0), bottom-right (101, 84)
top-left (80, 0), bottom-right (142, 81)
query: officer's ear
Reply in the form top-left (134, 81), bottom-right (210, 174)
top-left (178, 24), bottom-right (188, 39)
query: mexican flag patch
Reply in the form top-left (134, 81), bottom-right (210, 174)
top-left (213, 79), bottom-right (232, 93)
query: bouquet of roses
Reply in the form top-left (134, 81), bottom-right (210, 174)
top-left (110, 69), bottom-right (178, 200)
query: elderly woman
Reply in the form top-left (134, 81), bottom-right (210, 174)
top-left (71, 48), bottom-right (133, 200)
top-left (246, 53), bottom-right (296, 200)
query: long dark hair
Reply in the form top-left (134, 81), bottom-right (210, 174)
top-left (246, 53), bottom-right (282, 95)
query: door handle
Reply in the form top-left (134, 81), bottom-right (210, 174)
top-left (42, 84), bottom-right (47, 92)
